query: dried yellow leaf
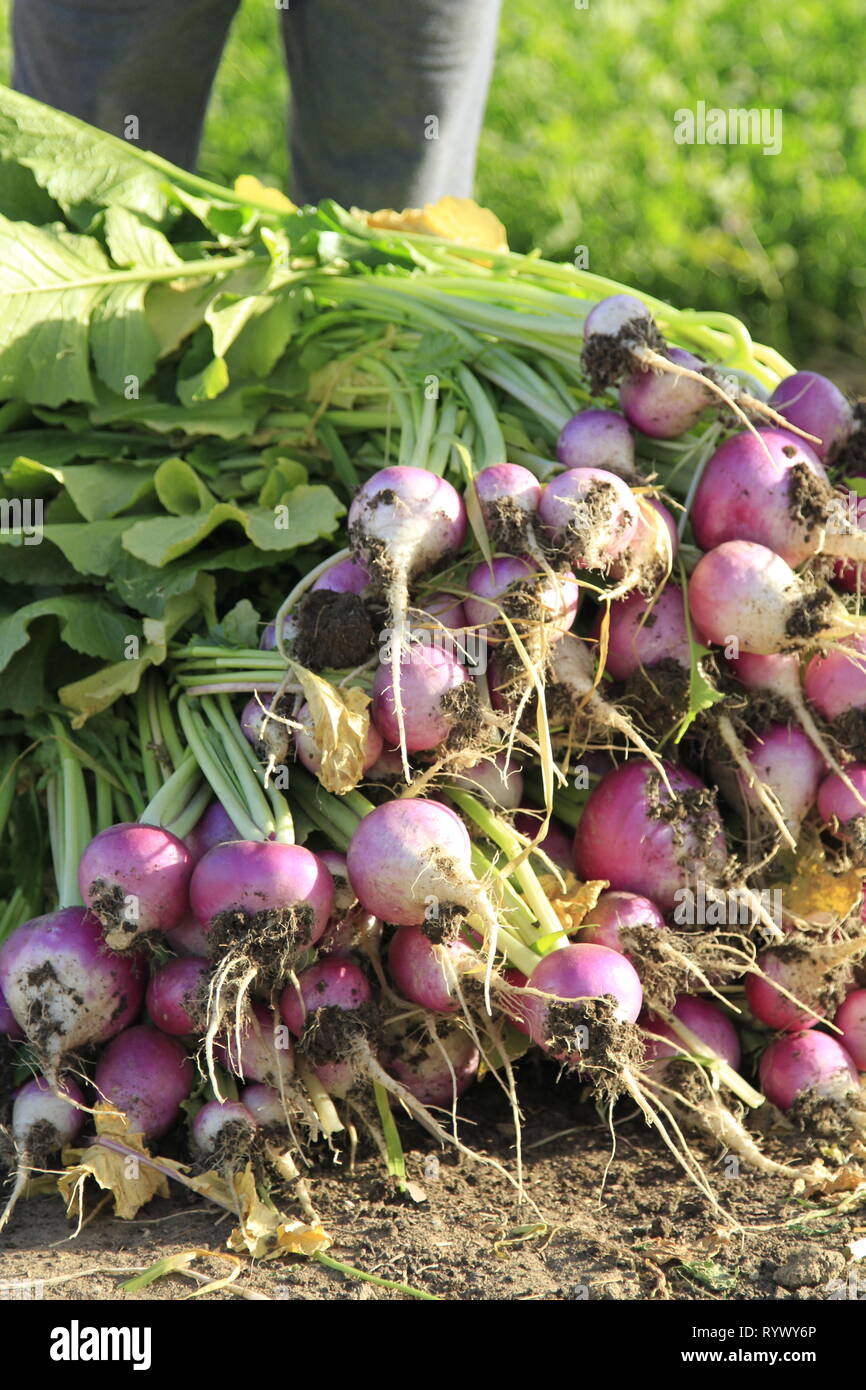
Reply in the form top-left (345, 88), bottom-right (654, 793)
top-left (226, 1165), bottom-right (331, 1260)
top-left (538, 873), bottom-right (608, 936)
top-left (58, 1105), bottom-right (169, 1221)
top-left (292, 663), bottom-right (371, 794)
top-left (364, 196), bottom-right (508, 252)
top-left (779, 842), bottom-right (862, 930)
top-left (233, 175), bottom-right (296, 213)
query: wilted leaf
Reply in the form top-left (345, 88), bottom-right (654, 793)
top-left (58, 1105), bottom-right (170, 1221)
top-left (778, 843), bottom-right (862, 930)
top-left (224, 1165), bottom-right (331, 1259)
top-left (234, 175), bottom-right (296, 214)
top-left (365, 197), bottom-right (508, 252)
top-left (291, 663), bottom-right (371, 794)
top-left (539, 873), bottom-right (608, 936)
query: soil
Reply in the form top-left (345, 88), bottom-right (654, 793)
top-left (1, 1064), bottom-right (862, 1303)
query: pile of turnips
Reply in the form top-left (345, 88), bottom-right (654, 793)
top-left (4, 289), bottom-right (866, 1235)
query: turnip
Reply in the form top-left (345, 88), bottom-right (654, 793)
top-left (580, 294), bottom-right (811, 437)
top-left (218, 1000), bottom-right (295, 1093)
top-left (639, 996), bottom-right (800, 1178)
top-left (602, 584), bottom-right (695, 680)
top-left (94, 1025), bottom-right (193, 1141)
top-left (556, 408), bottom-right (638, 480)
top-left (608, 496), bottom-right (678, 590)
top-left (348, 465), bottom-right (467, 778)
top-left (730, 724), bottom-right (824, 840)
top-left (191, 1098), bottom-right (258, 1175)
top-left (835, 989), bottom-right (866, 1070)
top-left (473, 464), bottom-right (542, 550)
top-left (547, 633), bottom-right (671, 775)
top-left (190, 839), bottom-right (333, 1083)
top-left (311, 556), bottom-right (370, 595)
top-left (0, 986), bottom-right (22, 1039)
top-left (620, 347), bottom-right (713, 438)
top-left (744, 937), bottom-right (866, 1037)
top-left (730, 650), bottom-right (855, 789)
top-left (641, 995), bottom-right (741, 1070)
top-left (346, 799), bottom-right (524, 1006)
top-left (519, 943), bottom-right (643, 1064)
top-left (240, 695), bottom-right (291, 768)
top-left (816, 764), bottom-right (866, 851)
top-left (580, 890), bottom-right (665, 955)
top-left (184, 801), bottom-right (240, 863)
top-left (804, 637), bottom-right (866, 760)
top-left (165, 912), bottom-right (210, 958)
top-left (414, 591), bottom-right (467, 633)
top-left (384, 1022), bottom-right (480, 1107)
top-left (759, 1031), bottom-right (860, 1118)
top-left (0, 907), bottom-right (145, 1083)
top-left (688, 540), bottom-right (861, 655)
top-left (241, 1083), bottom-right (286, 1129)
top-left (279, 957), bottom-right (376, 1101)
top-left (371, 644), bottom-right (477, 754)
top-left (78, 822), bottom-right (193, 948)
top-left (464, 556), bottom-right (579, 645)
top-left (451, 752), bottom-right (524, 810)
top-left (538, 466), bottom-right (640, 572)
top-left (767, 371), bottom-right (853, 462)
top-left (574, 760), bottom-right (728, 913)
top-left (260, 612), bottom-right (299, 652)
top-left (691, 427), bottom-right (866, 567)
top-left (387, 925), bottom-right (478, 1013)
top-left (0, 1075), bottom-right (85, 1231)
top-left (146, 957), bottom-right (210, 1036)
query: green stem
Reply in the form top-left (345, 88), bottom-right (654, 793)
top-left (447, 790), bottom-right (567, 949)
top-left (176, 698), bottom-right (267, 842)
top-left (312, 1252), bottom-right (439, 1302)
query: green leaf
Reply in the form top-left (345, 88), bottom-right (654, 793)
top-left (177, 353), bottom-right (230, 406)
top-left (0, 156), bottom-right (63, 224)
top-left (208, 289), bottom-right (299, 378)
top-left (41, 520), bottom-right (128, 576)
top-left (0, 594), bottom-right (137, 674)
top-left (153, 457), bottom-right (216, 515)
top-left (0, 213), bottom-right (111, 404)
top-left (0, 431), bottom-right (122, 474)
top-left (0, 85), bottom-right (169, 227)
top-left (89, 387), bottom-right (261, 439)
top-left (103, 206), bottom-right (182, 271)
top-left (219, 599), bottom-right (261, 649)
top-left (121, 483), bottom-right (342, 566)
top-left (244, 485), bottom-right (345, 550)
top-left (60, 462), bottom-right (156, 521)
top-left (675, 567), bottom-right (725, 743)
top-left (59, 579), bottom-right (214, 725)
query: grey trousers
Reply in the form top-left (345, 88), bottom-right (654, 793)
top-left (11, 0), bottom-right (501, 209)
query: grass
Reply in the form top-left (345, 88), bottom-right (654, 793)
top-left (0, 0), bottom-right (863, 371)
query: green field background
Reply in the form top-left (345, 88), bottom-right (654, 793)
top-left (0, 1), bottom-right (863, 379)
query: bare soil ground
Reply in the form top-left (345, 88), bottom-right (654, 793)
top-left (0, 1063), bottom-right (861, 1302)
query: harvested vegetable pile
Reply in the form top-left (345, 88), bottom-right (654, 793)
top-left (2, 87), bottom-right (866, 1271)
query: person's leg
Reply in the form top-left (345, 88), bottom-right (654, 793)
top-left (281, 0), bottom-right (502, 210)
top-left (12, 0), bottom-right (241, 170)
